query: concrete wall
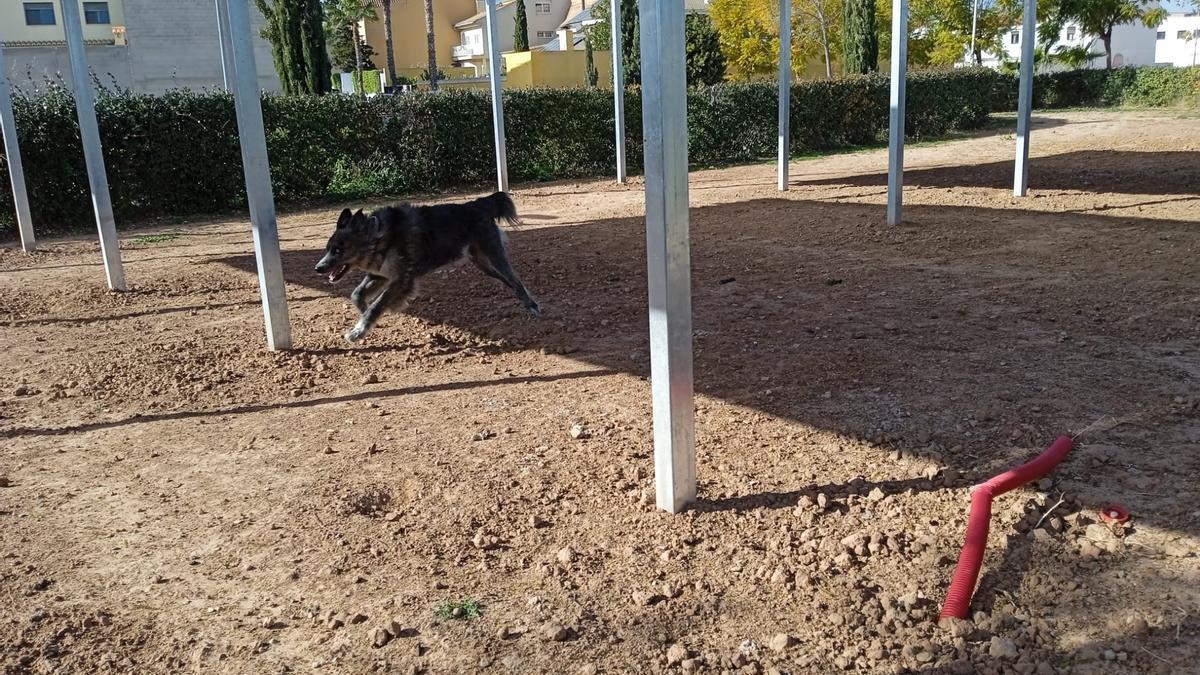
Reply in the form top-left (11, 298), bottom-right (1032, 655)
top-left (4, 44), bottom-right (133, 93)
top-left (121, 0), bottom-right (278, 93)
top-left (3, 0), bottom-right (280, 94)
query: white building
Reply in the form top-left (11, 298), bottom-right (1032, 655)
top-left (978, 19), bottom-right (1159, 71)
top-left (452, 0), bottom-right (573, 74)
top-left (1154, 12), bottom-right (1200, 66)
top-left (539, 0), bottom-right (710, 51)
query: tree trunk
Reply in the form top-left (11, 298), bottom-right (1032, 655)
top-left (424, 0), bottom-right (439, 90)
top-left (814, 4), bottom-right (833, 79)
top-left (382, 0), bottom-right (397, 86)
top-left (1102, 31), bottom-right (1112, 69)
top-left (353, 23), bottom-right (365, 94)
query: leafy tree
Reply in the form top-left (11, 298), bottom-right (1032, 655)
top-left (1050, 0), bottom-right (1166, 68)
top-left (709, 0), bottom-right (779, 78)
top-left (799, 0), bottom-right (843, 79)
top-left (1050, 42), bottom-right (1104, 68)
top-left (255, 0), bottom-right (333, 95)
top-left (588, 0), bottom-right (725, 86)
top-left (710, 0), bottom-right (842, 80)
top-left (325, 0), bottom-right (378, 94)
top-left (842, 0), bottom-right (878, 73)
top-left (514, 0), bottom-right (530, 51)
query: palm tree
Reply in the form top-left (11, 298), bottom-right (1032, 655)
top-left (423, 0), bottom-right (439, 90)
top-left (327, 0), bottom-right (378, 94)
top-left (377, 0), bottom-right (397, 86)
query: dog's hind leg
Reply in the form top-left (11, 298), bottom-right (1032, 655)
top-left (350, 273), bottom-right (383, 313)
top-left (468, 245), bottom-right (512, 287)
top-left (345, 274), bottom-right (414, 343)
top-left (472, 231), bottom-right (541, 316)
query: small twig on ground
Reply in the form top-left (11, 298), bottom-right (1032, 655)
top-left (1141, 646), bottom-right (1174, 666)
top-left (1034, 494), bottom-right (1066, 531)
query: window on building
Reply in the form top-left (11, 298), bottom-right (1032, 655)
top-left (1157, 31), bottom-right (1167, 40)
top-left (83, 2), bottom-right (111, 24)
top-left (534, 2), bottom-right (552, 14)
top-left (1065, 26), bottom-right (1076, 41)
top-left (23, 2), bottom-right (56, 25)
top-left (1010, 31), bottom-right (1019, 45)
top-left (1180, 30), bottom-right (1192, 39)
top-left (536, 30), bottom-right (554, 38)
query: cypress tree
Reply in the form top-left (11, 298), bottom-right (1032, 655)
top-left (842, 0), bottom-right (878, 74)
top-left (254, 0), bottom-right (332, 95)
top-left (514, 0), bottom-right (530, 51)
top-left (585, 38), bottom-right (598, 88)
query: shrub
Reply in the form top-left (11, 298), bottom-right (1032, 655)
top-left (1, 66), bottom-right (1193, 238)
top-left (988, 65), bottom-right (1200, 111)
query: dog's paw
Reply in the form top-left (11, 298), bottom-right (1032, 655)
top-left (344, 324), bottom-right (368, 343)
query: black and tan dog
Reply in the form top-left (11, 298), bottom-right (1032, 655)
top-left (314, 192), bottom-right (541, 343)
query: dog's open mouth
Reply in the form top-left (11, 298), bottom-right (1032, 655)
top-left (327, 265), bottom-right (349, 283)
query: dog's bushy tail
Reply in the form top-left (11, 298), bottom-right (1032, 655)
top-left (477, 191), bottom-right (520, 228)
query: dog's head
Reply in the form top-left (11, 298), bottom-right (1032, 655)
top-left (314, 208), bottom-right (381, 283)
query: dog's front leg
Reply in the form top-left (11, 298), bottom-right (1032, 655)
top-left (350, 273), bottom-right (382, 313)
top-left (345, 275), bottom-right (413, 343)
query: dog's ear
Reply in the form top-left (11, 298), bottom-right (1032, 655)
top-left (336, 208), bottom-right (352, 229)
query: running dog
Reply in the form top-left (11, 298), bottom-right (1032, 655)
top-left (314, 192), bottom-right (541, 343)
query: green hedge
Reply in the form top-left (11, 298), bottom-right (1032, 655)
top-left (989, 65), bottom-right (1200, 111)
top-left (0, 66), bottom-right (1192, 238)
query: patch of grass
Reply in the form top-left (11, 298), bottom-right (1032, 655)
top-left (132, 233), bottom-right (179, 245)
top-left (434, 598), bottom-right (481, 621)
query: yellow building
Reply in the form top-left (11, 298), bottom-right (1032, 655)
top-left (360, 0), bottom-right (478, 75)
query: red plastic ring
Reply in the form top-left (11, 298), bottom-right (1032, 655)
top-left (1099, 503), bottom-right (1129, 523)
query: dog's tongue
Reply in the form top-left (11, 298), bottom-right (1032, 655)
top-left (328, 264), bottom-right (347, 283)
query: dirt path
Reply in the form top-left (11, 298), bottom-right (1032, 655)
top-left (2, 109), bottom-right (1198, 674)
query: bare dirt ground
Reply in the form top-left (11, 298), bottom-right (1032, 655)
top-left (1, 109), bottom-right (1198, 675)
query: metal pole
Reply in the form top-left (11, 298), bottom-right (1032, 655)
top-left (612, 0), bottom-right (627, 183)
top-left (61, 0), bottom-right (126, 290)
top-left (640, 0), bottom-right (695, 514)
top-left (1013, 0), bottom-right (1036, 197)
top-left (484, 0), bottom-right (509, 193)
top-left (777, 0), bottom-right (791, 191)
top-left (970, 0), bottom-right (979, 65)
top-left (0, 45), bottom-right (35, 253)
top-left (226, 0), bottom-right (291, 350)
top-left (215, 0), bottom-right (234, 91)
top-left (886, 0), bottom-right (908, 226)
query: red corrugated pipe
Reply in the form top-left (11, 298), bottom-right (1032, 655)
top-left (939, 434), bottom-right (1075, 621)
